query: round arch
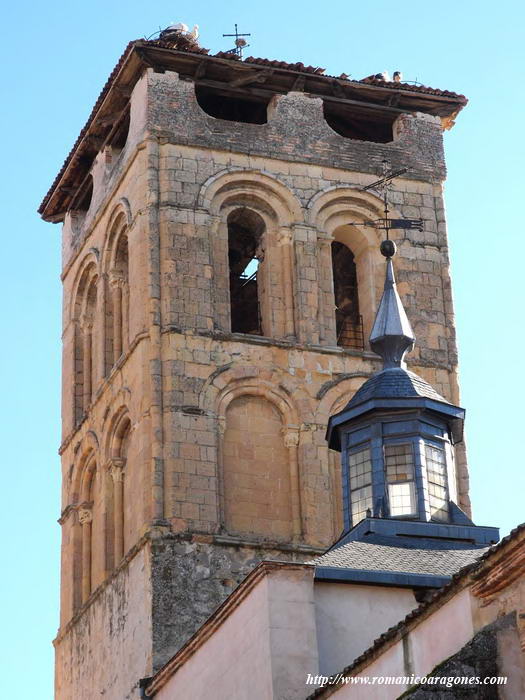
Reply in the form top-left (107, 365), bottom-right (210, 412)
top-left (217, 379), bottom-right (300, 429)
top-left (71, 431), bottom-right (100, 502)
top-left (307, 187), bottom-right (400, 347)
top-left (104, 406), bottom-right (132, 461)
top-left (69, 254), bottom-right (99, 322)
top-left (79, 450), bottom-right (97, 504)
top-left (216, 378), bottom-right (303, 541)
top-left (316, 373), bottom-right (372, 424)
top-left (198, 168), bottom-right (303, 225)
top-left (201, 171), bottom-right (302, 339)
top-left (307, 186), bottom-right (389, 228)
top-left (102, 201), bottom-right (131, 274)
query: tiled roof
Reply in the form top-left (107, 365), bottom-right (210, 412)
top-left (359, 75), bottom-right (465, 99)
top-left (311, 534), bottom-right (487, 578)
top-left (243, 57), bottom-right (466, 100)
top-left (39, 37), bottom-right (467, 218)
top-left (244, 56), bottom-right (327, 74)
top-left (344, 367), bottom-right (447, 409)
top-left (308, 522), bottom-right (525, 698)
top-left (38, 39), bottom-right (139, 216)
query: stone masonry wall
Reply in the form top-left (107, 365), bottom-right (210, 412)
top-left (147, 70), bottom-right (446, 182)
top-left (150, 534), bottom-right (320, 671)
top-left (55, 64), bottom-right (469, 696)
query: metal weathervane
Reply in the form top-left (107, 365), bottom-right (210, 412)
top-left (222, 24), bottom-right (251, 58)
top-left (350, 161), bottom-right (424, 239)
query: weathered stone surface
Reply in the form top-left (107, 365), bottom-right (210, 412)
top-left (53, 63), bottom-right (469, 698)
top-left (150, 535), bottom-right (320, 670)
top-left (403, 615), bottom-right (518, 699)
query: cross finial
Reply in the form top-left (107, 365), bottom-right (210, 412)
top-left (222, 23), bottom-right (251, 58)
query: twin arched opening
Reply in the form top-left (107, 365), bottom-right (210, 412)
top-left (72, 409), bottom-right (132, 612)
top-left (71, 210), bottom-right (130, 426)
top-left (105, 216), bottom-right (130, 376)
top-left (73, 264), bottom-right (98, 424)
top-left (203, 173), bottom-right (388, 350)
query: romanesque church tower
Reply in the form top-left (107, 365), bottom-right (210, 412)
top-left (39, 27), bottom-right (469, 699)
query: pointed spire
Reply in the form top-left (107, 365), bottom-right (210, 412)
top-left (369, 240), bottom-right (415, 369)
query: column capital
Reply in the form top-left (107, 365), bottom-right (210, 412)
top-left (109, 270), bottom-right (126, 289)
top-left (283, 428), bottom-right (300, 448)
top-left (80, 312), bottom-right (94, 331)
top-left (77, 503), bottom-right (93, 525)
top-left (108, 457), bottom-right (126, 482)
top-left (277, 227), bottom-right (293, 246)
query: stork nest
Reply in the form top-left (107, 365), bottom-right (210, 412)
top-left (156, 31), bottom-right (209, 55)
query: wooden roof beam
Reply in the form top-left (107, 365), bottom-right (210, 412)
top-left (229, 69), bottom-right (274, 88)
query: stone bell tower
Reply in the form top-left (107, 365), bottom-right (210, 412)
top-left (40, 25), bottom-right (470, 699)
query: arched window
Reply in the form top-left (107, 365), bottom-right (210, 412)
top-left (227, 208), bottom-right (265, 335)
top-left (222, 395), bottom-right (293, 540)
top-left (109, 415), bottom-right (130, 567)
top-left (107, 108), bottom-right (130, 165)
top-left (331, 241), bottom-right (363, 350)
top-left (106, 228), bottom-right (129, 373)
top-left (74, 174), bottom-right (93, 214)
top-left (74, 267), bottom-right (98, 424)
top-left (69, 175), bottom-right (94, 238)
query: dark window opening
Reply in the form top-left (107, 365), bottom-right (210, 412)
top-left (332, 241), bottom-right (364, 350)
top-left (76, 175), bottom-right (93, 212)
top-left (323, 102), bottom-right (394, 143)
top-left (196, 85), bottom-right (269, 124)
top-left (110, 109), bottom-right (130, 151)
top-left (228, 208), bottom-right (265, 335)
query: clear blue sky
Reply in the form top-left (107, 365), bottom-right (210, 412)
top-left (1, 1), bottom-right (523, 697)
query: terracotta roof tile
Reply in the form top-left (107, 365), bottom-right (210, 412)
top-left (39, 38), bottom-right (467, 217)
top-left (359, 75), bottom-right (466, 100)
top-left (244, 56), bottom-right (326, 74)
top-left (38, 40), bottom-right (138, 215)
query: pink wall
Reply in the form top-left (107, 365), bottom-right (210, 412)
top-left (314, 582), bottom-right (417, 676)
top-left (328, 589), bottom-right (475, 699)
top-left (156, 567), bottom-right (318, 700)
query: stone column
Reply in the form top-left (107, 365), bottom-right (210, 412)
top-left (292, 224), bottom-right (320, 345)
top-left (78, 504), bottom-right (93, 603)
top-left (122, 280), bottom-right (129, 353)
top-left (284, 428), bottom-right (302, 540)
top-left (278, 228), bottom-right (295, 339)
top-left (97, 274), bottom-right (107, 381)
top-left (109, 271), bottom-right (124, 363)
top-left (209, 215), bottom-right (229, 333)
top-left (217, 417), bottom-right (227, 528)
top-left (317, 231), bottom-right (337, 346)
top-left (81, 319), bottom-right (93, 411)
top-left (109, 458), bottom-right (126, 564)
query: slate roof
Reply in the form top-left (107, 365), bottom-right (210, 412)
top-left (344, 367), bottom-right (448, 410)
top-left (308, 523), bottom-right (525, 698)
top-left (310, 534), bottom-right (487, 579)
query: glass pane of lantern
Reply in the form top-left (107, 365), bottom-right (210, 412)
top-left (425, 443), bottom-right (449, 521)
top-left (348, 447), bottom-right (372, 525)
top-left (385, 443), bottom-right (417, 517)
